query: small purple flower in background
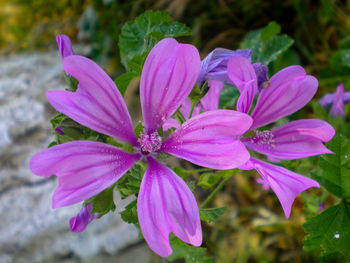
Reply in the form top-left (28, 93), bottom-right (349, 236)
top-left (319, 83), bottom-right (347, 118)
top-left (70, 203), bottom-right (98, 232)
top-left (330, 83), bottom-right (345, 118)
top-left (30, 37), bottom-right (253, 257)
top-left (197, 48), bottom-right (269, 89)
top-left (226, 55), bottom-right (335, 218)
top-left (319, 83), bottom-right (350, 108)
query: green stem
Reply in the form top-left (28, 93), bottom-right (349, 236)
top-left (189, 101), bottom-right (196, 119)
top-left (200, 175), bottom-right (232, 208)
top-left (174, 110), bottom-right (186, 124)
top-left (183, 168), bottom-right (213, 174)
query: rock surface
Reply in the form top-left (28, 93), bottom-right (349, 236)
top-left (0, 52), bottom-right (152, 263)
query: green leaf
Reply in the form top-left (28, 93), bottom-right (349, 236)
top-left (90, 185), bottom-right (116, 217)
top-left (219, 84), bottom-right (240, 108)
top-left (303, 201), bottom-right (350, 260)
top-left (172, 167), bottom-right (189, 180)
top-left (260, 21), bottom-right (281, 42)
top-left (341, 49), bottom-right (350, 68)
top-left (339, 36), bottom-right (350, 49)
top-left (119, 10), bottom-right (191, 70)
top-left (167, 235), bottom-right (213, 263)
top-left (240, 22), bottom-right (294, 65)
top-left (315, 134), bottom-right (350, 199)
top-left (189, 82), bottom-right (209, 105)
top-left (198, 173), bottom-right (220, 189)
top-left (117, 163), bottom-right (145, 198)
top-left (63, 74), bottom-right (79, 91)
top-left (115, 72), bottom-right (140, 96)
top-left (330, 51), bottom-right (350, 75)
top-left (120, 200), bottom-right (138, 224)
top-left (127, 51), bottom-right (149, 73)
top-left (187, 181), bottom-right (196, 193)
top-left (50, 113), bottom-right (65, 129)
top-left (133, 122), bottom-right (144, 138)
top-left (200, 207), bottom-right (226, 223)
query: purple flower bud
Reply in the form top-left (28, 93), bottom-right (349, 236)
top-left (197, 48), bottom-right (251, 86)
top-left (55, 126), bottom-right (65, 135)
top-left (197, 48), bottom-right (269, 90)
top-left (330, 83), bottom-right (345, 118)
top-left (69, 203), bottom-right (98, 233)
top-left (56, 34), bottom-right (74, 59)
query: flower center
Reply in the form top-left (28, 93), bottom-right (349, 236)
top-left (138, 131), bottom-right (162, 155)
top-left (249, 130), bottom-right (275, 148)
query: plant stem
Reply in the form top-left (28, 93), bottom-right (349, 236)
top-left (189, 101), bottom-right (196, 119)
top-left (200, 175), bottom-right (232, 208)
top-left (185, 168), bottom-right (213, 174)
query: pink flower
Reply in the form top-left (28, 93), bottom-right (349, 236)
top-left (30, 38), bottom-right (252, 257)
top-left (226, 56), bottom-right (335, 218)
top-left (319, 83), bottom-right (350, 117)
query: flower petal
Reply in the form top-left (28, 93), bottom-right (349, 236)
top-left (250, 158), bottom-right (320, 218)
top-left (140, 38), bottom-right (200, 133)
top-left (251, 66), bottom-right (318, 129)
top-left (138, 157), bottom-right (201, 257)
top-left (199, 80), bottom-right (224, 111)
top-left (227, 56), bottom-right (258, 113)
top-left (56, 34), bottom-right (74, 59)
top-left (47, 55), bottom-right (137, 145)
top-left (330, 83), bottom-right (345, 118)
top-left (163, 118), bottom-right (181, 131)
top-left (70, 203), bottom-right (98, 232)
top-left (245, 119), bottom-right (335, 160)
top-left (29, 141), bottom-right (140, 208)
top-left (252, 62), bottom-right (269, 90)
top-left (161, 110), bottom-right (252, 169)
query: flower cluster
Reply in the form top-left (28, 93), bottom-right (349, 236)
top-left (30, 35), bottom-right (334, 257)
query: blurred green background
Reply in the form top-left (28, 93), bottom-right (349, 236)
top-left (1, 0), bottom-right (350, 262)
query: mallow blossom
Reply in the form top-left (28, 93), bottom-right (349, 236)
top-left (185, 55), bottom-right (334, 218)
top-left (226, 56), bottom-right (335, 218)
top-left (319, 83), bottom-right (348, 118)
top-left (30, 37), bottom-right (253, 257)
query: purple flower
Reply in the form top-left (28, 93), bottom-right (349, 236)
top-left (330, 83), bottom-right (345, 118)
top-left (319, 83), bottom-right (350, 108)
top-left (30, 38), bottom-right (253, 257)
top-left (70, 203), bottom-right (98, 232)
top-left (56, 34), bottom-right (74, 59)
top-left (226, 56), bottom-right (335, 218)
top-left (197, 48), bottom-right (269, 89)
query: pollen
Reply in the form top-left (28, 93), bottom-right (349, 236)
top-left (138, 131), bottom-right (162, 154)
top-left (250, 130), bottom-right (275, 148)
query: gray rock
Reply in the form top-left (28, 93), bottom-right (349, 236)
top-left (0, 52), bottom-right (151, 263)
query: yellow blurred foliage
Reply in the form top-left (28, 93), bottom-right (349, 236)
top-left (0, 0), bottom-right (90, 52)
